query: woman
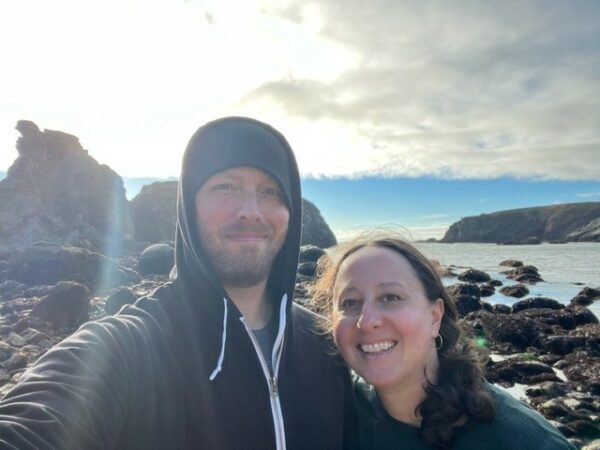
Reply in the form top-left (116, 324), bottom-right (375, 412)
top-left (314, 236), bottom-right (575, 450)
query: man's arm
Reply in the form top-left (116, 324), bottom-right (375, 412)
top-left (0, 317), bottom-right (141, 450)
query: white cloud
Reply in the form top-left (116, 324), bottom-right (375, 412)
top-left (1, 0), bottom-right (598, 181)
top-left (577, 191), bottom-right (600, 198)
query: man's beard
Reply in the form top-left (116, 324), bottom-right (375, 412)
top-left (201, 223), bottom-right (286, 288)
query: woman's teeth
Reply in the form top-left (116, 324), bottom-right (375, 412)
top-left (361, 341), bottom-right (396, 354)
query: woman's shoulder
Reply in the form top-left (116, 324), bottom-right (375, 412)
top-left (452, 383), bottom-right (576, 450)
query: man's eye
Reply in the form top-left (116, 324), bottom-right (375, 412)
top-left (261, 186), bottom-right (282, 198)
top-left (213, 183), bottom-right (237, 192)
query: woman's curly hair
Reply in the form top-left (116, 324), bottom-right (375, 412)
top-left (313, 235), bottom-right (495, 450)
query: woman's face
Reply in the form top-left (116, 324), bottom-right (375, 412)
top-left (333, 246), bottom-right (444, 392)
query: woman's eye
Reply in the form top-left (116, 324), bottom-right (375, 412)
top-left (339, 298), bottom-right (361, 311)
top-left (382, 294), bottom-right (402, 303)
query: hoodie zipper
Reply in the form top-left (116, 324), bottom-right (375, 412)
top-left (240, 316), bottom-right (287, 450)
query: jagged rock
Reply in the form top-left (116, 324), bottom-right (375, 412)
top-left (486, 358), bottom-right (559, 385)
top-left (500, 237), bottom-right (541, 245)
top-left (30, 281), bottom-right (91, 328)
top-left (0, 121), bottom-right (132, 250)
top-left (500, 260), bottom-right (524, 267)
top-left (137, 244), bottom-right (174, 276)
top-left (0, 280), bottom-right (27, 300)
top-left (500, 284), bottom-right (529, 298)
top-left (583, 439), bottom-right (600, 450)
top-left (567, 217), bottom-right (600, 242)
top-left (457, 269), bottom-right (491, 283)
top-left (298, 245), bottom-right (326, 263)
top-left (512, 297), bottom-right (564, 313)
top-left (105, 287), bottom-right (136, 315)
top-left (526, 381), bottom-right (568, 398)
top-left (492, 304), bottom-right (511, 314)
top-left (130, 181), bottom-right (178, 242)
top-left (542, 336), bottom-right (587, 355)
top-left (5, 242), bottom-right (140, 290)
top-left (301, 199), bottom-right (336, 248)
top-left (539, 399), bottom-right (569, 418)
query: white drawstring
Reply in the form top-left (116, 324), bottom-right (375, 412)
top-left (209, 298), bottom-right (228, 381)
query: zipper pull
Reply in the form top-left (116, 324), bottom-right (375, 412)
top-left (270, 377), bottom-right (279, 397)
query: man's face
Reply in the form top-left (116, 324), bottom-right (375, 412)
top-left (195, 166), bottom-right (290, 288)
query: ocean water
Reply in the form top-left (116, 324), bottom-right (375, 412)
top-left (415, 242), bottom-right (600, 318)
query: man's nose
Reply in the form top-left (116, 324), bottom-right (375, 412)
top-left (236, 191), bottom-right (263, 222)
top-left (357, 302), bottom-right (382, 330)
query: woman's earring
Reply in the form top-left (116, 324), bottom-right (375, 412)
top-left (435, 334), bottom-right (444, 350)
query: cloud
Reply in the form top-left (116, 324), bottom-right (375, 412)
top-left (246, 0), bottom-right (600, 180)
top-left (577, 191), bottom-right (600, 198)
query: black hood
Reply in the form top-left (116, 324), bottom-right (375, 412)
top-left (172, 116), bottom-right (302, 319)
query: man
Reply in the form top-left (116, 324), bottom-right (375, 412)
top-left (0, 117), bottom-right (354, 449)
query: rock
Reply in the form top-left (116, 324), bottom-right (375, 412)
top-left (137, 243), bottom-right (174, 276)
top-left (2, 352), bottom-right (28, 371)
top-left (542, 336), bottom-right (587, 355)
top-left (455, 296), bottom-right (482, 316)
top-left (130, 181), bottom-right (178, 243)
top-left (488, 279), bottom-right (503, 287)
top-left (30, 281), bottom-right (91, 328)
top-left (105, 287), bottom-right (136, 315)
top-left (492, 304), bottom-right (511, 314)
top-left (479, 283), bottom-right (495, 297)
top-left (500, 284), bottom-right (529, 298)
top-left (446, 283), bottom-right (481, 317)
top-left (301, 199), bottom-right (336, 248)
top-left (526, 381), bottom-right (568, 398)
top-left (0, 121), bottom-right (132, 250)
top-left (500, 237), bottom-right (542, 245)
top-left (477, 312), bottom-right (540, 348)
top-left (486, 358), bottom-right (559, 385)
top-left (457, 269), bottom-right (491, 283)
top-left (447, 283), bottom-right (481, 299)
top-left (539, 399), bottom-right (569, 418)
top-left (7, 332), bottom-right (27, 347)
top-left (506, 265), bottom-right (544, 284)
top-left (298, 245), bottom-right (327, 263)
top-left (500, 260), bottom-right (524, 267)
top-left (512, 297), bottom-right (564, 313)
top-left (570, 287), bottom-right (600, 307)
top-left (297, 261), bottom-right (317, 277)
top-left (0, 280), bottom-right (27, 299)
top-left (6, 242), bottom-right (140, 290)
top-left (582, 439), bottom-right (600, 450)
top-left (440, 203), bottom-right (600, 243)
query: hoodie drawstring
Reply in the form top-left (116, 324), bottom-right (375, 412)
top-left (209, 298), bottom-right (228, 381)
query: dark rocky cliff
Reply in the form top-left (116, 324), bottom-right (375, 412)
top-left (441, 203), bottom-right (600, 243)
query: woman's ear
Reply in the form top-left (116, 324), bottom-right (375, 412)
top-left (431, 298), bottom-right (444, 337)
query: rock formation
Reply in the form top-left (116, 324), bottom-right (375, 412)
top-left (442, 203), bottom-right (600, 243)
top-left (0, 121), bottom-right (132, 250)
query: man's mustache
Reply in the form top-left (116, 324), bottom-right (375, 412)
top-left (223, 223), bottom-right (274, 237)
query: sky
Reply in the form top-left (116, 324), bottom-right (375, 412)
top-left (1, 0), bottom-right (599, 239)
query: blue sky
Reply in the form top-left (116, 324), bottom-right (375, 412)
top-left (301, 177), bottom-right (600, 240)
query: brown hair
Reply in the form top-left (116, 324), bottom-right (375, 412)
top-left (313, 235), bottom-right (495, 450)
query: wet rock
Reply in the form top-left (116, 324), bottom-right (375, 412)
top-left (7, 332), bottom-right (26, 347)
top-left (130, 181), bottom-right (178, 243)
top-left (512, 297), bottom-right (564, 313)
top-left (526, 381), bottom-right (568, 398)
top-left (582, 439), bottom-right (600, 450)
top-left (457, 269), bottom-right (491, 283)
top-left (500, 284), bottom-right (529, 298)
top-left (479, 283), bottom-right (495, 297)
top-left (570, 287), bottom-right (600, 307)
top-left (2, 352), bottom-right (28, 371)
top-left (105, 287), bottom-right (136, 315)
top-left (298, 245), bottom-right (327, 263)
top-left (137, 243), bottom-right (174, 276)
top-left (455, 296), bottom-right (482, 316)
top-left (500, 260), bottom-right (524, 267)
top-left (542, 336), bottom-right (587, 355)
top-left (30, 281), bottom-right (91, 328)
top-left (540, 399), bottom-right (569, 418)
top-left (569, 420), bottom-right (600, 438)
top-left (492, 304), bottom-right (511, 314)
top-left (488, 279), bottom-right (503, 287)
top-left (0, 280), bottom-right (27, 299)
top-left (486, 358), bottom-right (559, 385)
top-left (477, 312), bottom-right (539, 348)
top-left (297, 261), bottom-right (317, 277)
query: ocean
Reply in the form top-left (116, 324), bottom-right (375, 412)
top-left (414, 242), bottom-right (600, 319)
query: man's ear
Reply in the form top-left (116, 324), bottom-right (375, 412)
top-left (431, 298), bottom-right (444, 337)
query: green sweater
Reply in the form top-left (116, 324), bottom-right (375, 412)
top-left (354, 381), bottom-right (576, 450)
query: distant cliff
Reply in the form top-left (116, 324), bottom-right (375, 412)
top-left (441, 203), bottom-right (600, 243)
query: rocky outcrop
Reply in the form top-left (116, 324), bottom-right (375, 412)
top-left (129, 182), bottom-right (337, 248)
top-left (130, 181), bottom-right (178, 242)
top-left (441, 203), bottom-right (600, 243)
top-left (0, 121), bottom-right (132, 250)
top-left (301, 199), bottom-right (337, 248)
